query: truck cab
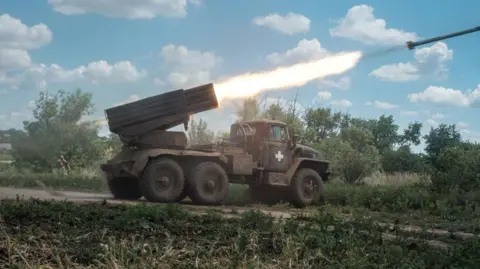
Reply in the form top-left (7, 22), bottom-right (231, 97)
top-left (227, 119), bottom-right (330, 207)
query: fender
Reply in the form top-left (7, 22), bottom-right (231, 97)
top-left (130, 148), bottom-right (228, 177)
top-left (285, 157), bottom-right (331, 184)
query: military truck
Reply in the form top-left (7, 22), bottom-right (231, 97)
top-left (100, 83), bottom-right (331, 208)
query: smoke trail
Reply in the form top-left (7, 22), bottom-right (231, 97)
top-left (213, 51), bottom-right (363, 102)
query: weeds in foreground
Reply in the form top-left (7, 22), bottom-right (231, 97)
top-left (1, 199), bottom-right (480, 268)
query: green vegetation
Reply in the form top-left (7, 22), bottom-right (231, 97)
top-left (1, 199), bottom-right (480, 268)
top-left (2, 89), bottom-right (480, 267)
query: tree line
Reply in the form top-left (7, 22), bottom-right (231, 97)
top-left (1, 88), bottom-right (478, 193)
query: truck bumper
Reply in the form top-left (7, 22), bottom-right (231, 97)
top-left (100, 161), bottom-right (135, 178)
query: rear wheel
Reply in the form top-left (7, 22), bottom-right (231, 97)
top-left (188, 162), bottom-right (229, 205)
top-left (107, 175), bottom-right (142, 200)
top-left (139, 157), bottom-right (185, 203)
top-left (176, 179), bottom-right (190, 202)
top-left (290, 168), bottom-right (325, 208)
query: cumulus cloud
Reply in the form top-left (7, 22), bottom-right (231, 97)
top-left (48, 0), bottom-right (197, 19)
top-left (253, 13), bottom-right (310, 35)
top-left (318, 76), bottom-right (351, 91)
top-left (266, 38), bottom-right (329, 65)
top-left (329, 4), bottom-right (418, 45)
top-left (425, 119), bottom-right (439, 127)
top-left (160, 44), bottom-right (223, 88)
top-left (370, 42), bottom-right (453, 82)
top-left (366, 100), bottom-right (398, 110)
top-left (316, 91), bottom-right (332, 101)
top-left (0, 14), bottom-right (53, 87)
top-left (27, 60), bottom-right (146, 87)
top-left (0, 14), bottom-right (52, 50)
top-left (408, 84), bottom-right (480, 108)
top-left (457, 121), bottom-right (469, 128)
top-left (330, 99), bottom-right (352, 109)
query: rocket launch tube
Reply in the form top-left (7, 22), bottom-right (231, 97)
top-left (105, 83), bottom-right (219, 136)
top-left (406, 26), bottom-right (480, 50)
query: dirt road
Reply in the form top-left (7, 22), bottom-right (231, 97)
top-left (0, 186), bottom-right (301, 218)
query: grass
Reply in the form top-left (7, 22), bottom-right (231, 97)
top-left (1, 169), bottom-right (480, 216)
top-left (1, 199), bottom-right (480, 268)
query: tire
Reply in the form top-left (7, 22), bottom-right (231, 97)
top-left (176, 179), bottom-right (190, 202)
top-left (290, 168), bottom-right (325, 208)
top-left (188, 162), bottom-right (229, 205)
top-left (139, 157), bottom-right (185, 203)
top-left (107, 176), bottom-right (143, 200)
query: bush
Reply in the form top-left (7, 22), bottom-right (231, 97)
top-left (316, 137), bottom-right (381, 184)
top-left (429, 142), bottom-right (480, 193)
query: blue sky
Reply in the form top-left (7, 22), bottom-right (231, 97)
top-left (0, 0), bottom-right (479, 151)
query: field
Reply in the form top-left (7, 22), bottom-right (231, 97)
top-left (1, 170), bottom-right (480, 268)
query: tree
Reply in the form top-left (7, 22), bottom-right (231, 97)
top-left (424, 124), bottom-right (461, 168)
top-left (399, 121), bottom-right (423, 147)
top-left (303, 108), bottom-right (348, 143)
top-left (187, 118), bottom-right (215, 145)
top-left (234, 98), bottom-right (260, 122)
top-left (10, 89), bottom-right (104, 172)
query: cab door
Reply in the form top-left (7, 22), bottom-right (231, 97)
top-left (262, 124), bottom-right (292, 172)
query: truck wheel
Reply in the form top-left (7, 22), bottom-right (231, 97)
top-left (139, 157), bottom-right (185, 203)
top-left (107, 176), bottom-right (142, 200)
top-left (290, 168), bottom-right (325, 208)
top-left (188, 162), bottom-right (229, 205)
top-left (176, 179), bottom-right (189, 202)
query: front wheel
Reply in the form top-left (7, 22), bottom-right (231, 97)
top-left (188, 162), bottom-right (229, 205)
top-left (139, 157), bottom-right (185, 203)
top-left (289, 168), bottom-right (325, 208)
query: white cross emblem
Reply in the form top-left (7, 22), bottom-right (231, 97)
top-left (275, 150), bottom-right (284, 162)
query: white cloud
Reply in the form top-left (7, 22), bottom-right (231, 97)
top-left (0, 14), bottom-right (53, 86)
top-left (0, 14), bottom-right (52, 50)
top-left (457, 121), bottom-right (469, 128)
top-left (316, 91), bottom-right (332, 101)
top-left (27, 60), bottom-right (146, 87)
top-left (329, 5), bottom-right (418, 45)
top-left (431, 113), bottom-right (445, 119)
top-left (370, 42), bottom-right (453, 82)
top-left (0, 49), bottom-right (31, 70)
top-left (266, 38), bottom-right (329, 65)
top-left (113, 94), bottom-right (141, 107)
top-left (318, 76), bottom-right (351, 90)
top-left (160, 44), bottom-right (223, 88)
top-left (153, 77), bottom-right (165, 86)
top-left (425, 119), bottom-right (439, 127)
top-left (48, 0), bottom-right (195, 19)
top-left (366, 100), bottom-right (398, 110)
top-left (400, 110), bottom-right (418, 116)
top-left (330, 99), bottom-right (352, 108)
top-left (408, 85), bottom-right (480, 108)
top-left (253, 13), bottom-right (310, 35)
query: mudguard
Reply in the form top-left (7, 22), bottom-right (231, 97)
top-left (285, 157), bottom-right (331, 184)
top-left (130, 148), bottom-right (228, 177)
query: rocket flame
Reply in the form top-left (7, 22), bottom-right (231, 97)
top-left (213, 51), bottom-right (363, 103)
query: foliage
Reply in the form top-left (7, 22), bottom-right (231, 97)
top-left (187, 118), bottom-right (215, 145)
top-left (8, 89), bottom-right (113, 172)
top-left (316, 135), bottom-right (381, 184)
top-left (429, 141), bottom-right (480, 193)
top-left (2, 199), bottom-right (480, 268)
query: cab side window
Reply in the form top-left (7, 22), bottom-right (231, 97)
top-left (269, 125), bottom-right (288, 141)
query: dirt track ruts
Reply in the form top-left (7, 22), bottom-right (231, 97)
top-left (0, 186), bottom-right (478, 249)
